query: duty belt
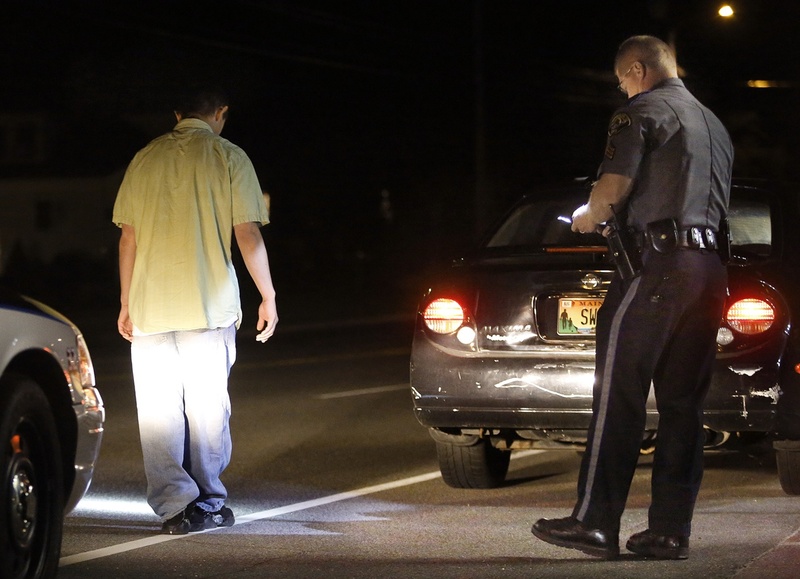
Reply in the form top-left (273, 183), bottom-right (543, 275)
top-left (635, 226), bottom-right (719, 251)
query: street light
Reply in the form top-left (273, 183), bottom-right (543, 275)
top-left (718, 5), bottom-right (734, 18)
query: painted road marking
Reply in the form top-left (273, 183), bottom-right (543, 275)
top-left (60, 450), bottom-right (544, 567)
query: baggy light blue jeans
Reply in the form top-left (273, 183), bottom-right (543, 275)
top-left (131, 324), bottom-right (236, 521)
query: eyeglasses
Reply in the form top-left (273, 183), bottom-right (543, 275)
top-left (617, 64), bottom-right (636, 93)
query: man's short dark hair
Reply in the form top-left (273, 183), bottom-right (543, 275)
top-left (174, 87), bottom-right (230, 119)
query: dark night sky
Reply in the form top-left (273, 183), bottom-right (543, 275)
top-left (2, 0), bottom-right (799, 304)
top-left (4, 1), bottom-right (798, 185)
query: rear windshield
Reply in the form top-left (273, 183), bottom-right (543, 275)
top-left (487, 199), bottom-right (605, 248)
top-left (486, 193), bottom-right (774, 258)
top-left (728, 199), bottom-right (771, 257)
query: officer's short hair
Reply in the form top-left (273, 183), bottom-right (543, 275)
top-left (616, 35), bottom-right (676, 75)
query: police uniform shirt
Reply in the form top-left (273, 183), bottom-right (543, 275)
top-left (600, 78), bottom-right (733, 232)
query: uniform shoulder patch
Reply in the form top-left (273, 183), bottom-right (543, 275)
top-left (607, 113), bottom-right (632, 137)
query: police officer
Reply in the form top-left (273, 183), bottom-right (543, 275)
top-left (531, 35), bottom-right (733, 560)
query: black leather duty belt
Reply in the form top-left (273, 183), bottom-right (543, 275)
top-left (634, 226), bottom-right (719, 251)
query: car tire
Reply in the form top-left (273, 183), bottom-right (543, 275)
top-left (0, 374), bottom-right (64, 579)
top-left (774, 440), bottom-right (800, 495)
top-left (435, 438), bottom-right (511, 489)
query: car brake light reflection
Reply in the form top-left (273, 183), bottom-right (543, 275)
top-left (423, 299), bottom-right (465, 334)
top-left (725, 298), bottom-right (775, 335)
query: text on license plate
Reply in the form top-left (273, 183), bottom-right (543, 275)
top-left (557, 298), bottom-right (604, 335)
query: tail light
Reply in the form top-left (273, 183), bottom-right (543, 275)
top-left (725, 298), bottom-right (775, 335)
top-left (423, 299), bottom-right (465, 334)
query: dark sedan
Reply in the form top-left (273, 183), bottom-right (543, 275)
top-left (410, 178), bottom-right (800, 492)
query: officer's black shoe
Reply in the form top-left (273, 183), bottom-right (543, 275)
top-left (626, 529), bottom-right (689, 560)
top-left (531, 516), bottom-right (619, 560)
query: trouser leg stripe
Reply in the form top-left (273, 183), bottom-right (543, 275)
top-left (576, 276), bottom-right (641, 522)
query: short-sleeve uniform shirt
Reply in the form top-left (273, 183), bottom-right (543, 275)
top-left (113, 118), bottom-right (269, 334)
top-left (599, 78), bottom-right (733, 231)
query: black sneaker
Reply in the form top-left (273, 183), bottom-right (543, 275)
top-left (160, 506), bottom-right (192, 535)
top-left (188, 505), bottom-right (235, 532)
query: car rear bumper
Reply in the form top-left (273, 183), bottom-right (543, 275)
top-left (410, 332), bottom-right (778, 434)
top-left (411, 339), bottom-right (597, 429)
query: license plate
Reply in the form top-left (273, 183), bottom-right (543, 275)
top-left (557, 298), bottom-right (604, 335)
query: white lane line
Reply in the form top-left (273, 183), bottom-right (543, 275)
top-left (60, 450), bottom-right (545, 567)
top-left (59, 533), bottom-right (186, 566)
top-left (59, 470), bottom-right (438, 567)
top-left (235, 471), bottom-right (442, 525)
top-left (316, 384), bottom-right (409, 399)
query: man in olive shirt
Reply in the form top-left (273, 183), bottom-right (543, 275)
top-left (113, 88), bottom-right (278, 534)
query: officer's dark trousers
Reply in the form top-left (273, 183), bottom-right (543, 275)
top-left (571, 247), bottom-right (727, 538)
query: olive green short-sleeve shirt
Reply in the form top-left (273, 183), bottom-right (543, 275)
top-left (112, 119), bottom-right (269, 334)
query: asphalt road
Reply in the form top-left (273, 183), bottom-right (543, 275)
top-left (57, 307), bottom-right (800, 579)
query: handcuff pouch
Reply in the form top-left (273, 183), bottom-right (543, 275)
top-left (647, 218), bottom-right (679, 253)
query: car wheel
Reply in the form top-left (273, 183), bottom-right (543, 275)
top-left (435, 438), bottom-right (511, 489)
top-left (0, 374), bottom-right (64, 579)
top-left (774, 440), bottom-right (800, 495)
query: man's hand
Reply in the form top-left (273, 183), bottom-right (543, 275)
top-left (255, 297), bottom-right (278, 343)
top-left (118, 305), bottom-right (133, 342)
top-left (117, 224), bottom-right (136, 342)
top-left (234, 221), bottom-right (278, 343)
